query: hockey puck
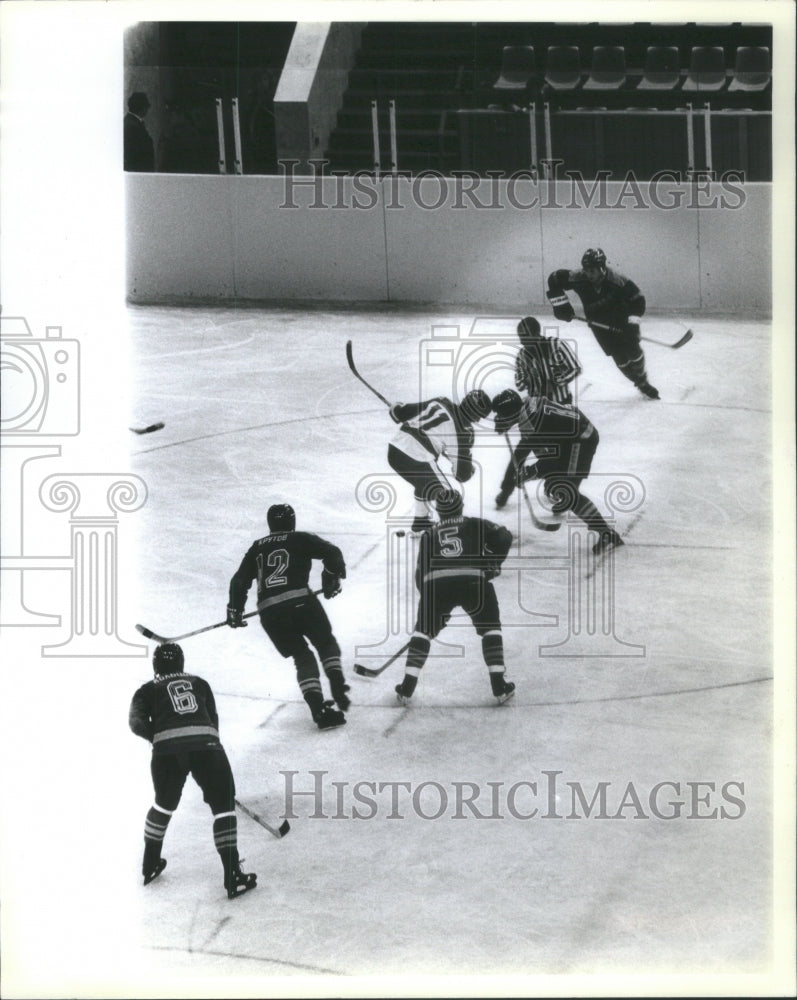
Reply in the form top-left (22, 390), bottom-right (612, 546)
top-left (130, 421), bottom-right (165, 435)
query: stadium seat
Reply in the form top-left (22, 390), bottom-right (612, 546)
top-left (682, 46), bottom-right (727, 91)
top-left (728, 46), bottom-right (771, 91)
top-left (492, 45), bottom-right (536, 92)
top-left (583, 46), bottom-right (627, 90)
top-left (544, 46), bottom-right (581, 90)
top-left (637, 46), bottom-right (681, 90)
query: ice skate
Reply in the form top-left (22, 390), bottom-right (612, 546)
top-left (495, 488), bottom-right (512, 509)
top-left (225, 861), bottom-right (257, 900)
top-left (491, 677), bottom-right (516, 705)
top-left (313, 700), bottom-right (347, 730)
top-left (394, 684), bottom-right (412, 706)
top-left (331, 680), bottom-right (351, 712)
top-left (637, 381), bottom-right (660, 399)
top-left (143, 858), bottom-right (167, 886)
top-left (592, 529), bottom-right (624, 557)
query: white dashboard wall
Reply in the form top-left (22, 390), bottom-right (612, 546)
top-left (126, 175), bottom-right (771, 314)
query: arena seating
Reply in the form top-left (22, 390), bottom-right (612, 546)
top-left (324, 21), bottom-right (773, 179)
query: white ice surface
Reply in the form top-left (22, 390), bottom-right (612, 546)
top-left (1, 307), bottom-right (784, 998)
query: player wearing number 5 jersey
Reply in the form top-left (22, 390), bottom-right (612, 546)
top-left (129, 642), bottom-right (257, 898)
top-left (394, 490), bottom-right (515, 706)
top-left (227, 503), bottom-right (350, 731)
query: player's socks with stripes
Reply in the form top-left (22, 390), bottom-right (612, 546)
top-left (214, 814), bottom-right (257, 898)
top-left (483, 632), bottom-right (515, 702)
top-left (142, 804), bottom-right (171, 883)
top-left (618, 352), bottom-right (659, 399)
top-left (322, 656), bottom-right (350, 711)
top-left (395, 635), bottom-right (429, 704)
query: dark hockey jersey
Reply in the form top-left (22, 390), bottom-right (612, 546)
top-left (416, 515), bottom-right (512, 588)
top-left (548, 266), bottom-right (646, 325)
top-left (229, 530), bottom-right (346, 612)
top-left (129, 672), bottom-right (221, 755)
top-left (517, 395), bottom-right (596, 470)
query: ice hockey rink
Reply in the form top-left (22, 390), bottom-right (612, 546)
top-left (0, 301), bottom-right (792, 1000)
top-left (98, 303), bottom-right (782, 996)
top-left (0, 5), bottom-right (794, 998)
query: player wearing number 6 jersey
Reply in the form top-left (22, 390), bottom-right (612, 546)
top-left (227, 503), bottom-right (350, 731)
top-left (129, 642), bottom-right (257, 898)
top-left (394, 490), bottom-right (515, 706)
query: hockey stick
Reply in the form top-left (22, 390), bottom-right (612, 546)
top-left (130, 421), bottom-right (165, 435)
top-left (235, 798), bottom-right (290, 839)
top-left (136, 589), bottom-right (324, 643)
top-left (573, 315), bottom-right (693, 350)
top-left (345, 340), bottom-right (393, 407)
top-left (353, 641), bottom-right (411, 677)
top-left (503, 433), bottom-right (561, 532)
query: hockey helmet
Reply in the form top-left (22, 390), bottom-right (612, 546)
top-left (517, 316), bottom-right (541, 344)
top-left (491, 388), bottom-right (523, 424)
top-left (581, 247), bottom-right (607, 271)
top-left (267, 503), bottom-right (296, 532)
top-left (153, 642), bottom-right (184, 675)
top-left (459, 389), bottom-right (492, 423)
top-left (434, 488), bottom-right (464, 518)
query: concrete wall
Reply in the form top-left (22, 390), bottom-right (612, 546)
top-left (126, 174), bottom-right (771, 313)
top-left (274, 23), bottom-right (363, 173)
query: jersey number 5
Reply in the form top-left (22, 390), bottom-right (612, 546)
top-left (438, 526), bottom-right (463, 557)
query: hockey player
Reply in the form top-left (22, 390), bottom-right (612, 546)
top-left (394, 489), bottom-right (515, 706)
top-left (491, 388), bottom-right (623, 557)
top-left (546, 248), bottom-right (659, 399)
top-left (387, 389), bottom-right (493, 533)
top-left (514, 316), bottom-right (581, 405)
top-left (129, 642), bottom-right (257, 899)
top-left (227, 503), bottom-right (349, 731)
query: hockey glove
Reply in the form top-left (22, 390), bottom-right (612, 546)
top-left (546, 289), bottom-right (575, 322)
top-left (520, 462), bottom-right (540, 483)
top-left (483, 561), bottom-right (502, 581)
top-left (389, 403), bottom-right (404, 424)
top-left (495, 415), bottom-right (517, 435)
top-left (226, 606), bottom-right (248, 628)
top-left (321, 569), bottom-right (342, 599)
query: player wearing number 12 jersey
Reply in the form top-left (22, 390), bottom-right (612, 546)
top-left (227, 503), bottom-right (350, 731)
top-left (394, 490), bottom-right (515, 706)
